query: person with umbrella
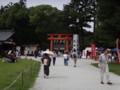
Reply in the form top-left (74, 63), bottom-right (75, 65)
top-left (41, 50), bottom-right (53, 78)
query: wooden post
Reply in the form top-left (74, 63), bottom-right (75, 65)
top-left (66, 35), bottom-right (69, 52)
top-left (50, 35), bottom-right (53, 51)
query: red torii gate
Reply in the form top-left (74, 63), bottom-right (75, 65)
top-left (47, 34), bottom-right (73, 51)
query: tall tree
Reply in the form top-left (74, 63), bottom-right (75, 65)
top-left (95, 0), bottom-right (120, 48)
top-left (61, 0), bottom-right (95, 50)
top-left (0, 0), bottom-right (31, 45)
top-left (29, 5), bottom-right (60, 49)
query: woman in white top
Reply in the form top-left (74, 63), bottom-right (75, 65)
top-left (63, 52), bottom-right (69, 66)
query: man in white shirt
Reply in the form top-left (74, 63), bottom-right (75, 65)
top-left (98, 48), bottom-right (112, 85)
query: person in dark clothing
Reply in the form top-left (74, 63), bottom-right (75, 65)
top-left (53, 51), bottom-right (57, 65)
top-left (41, 53), bottom-right (51, 78)
top-left (86, 50), bottom-right (90, 59)
top-left (34, 49), bottom-right (38, 58)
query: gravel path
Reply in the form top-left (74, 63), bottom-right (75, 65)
top-left (30, 57), bottom-right (120, 90)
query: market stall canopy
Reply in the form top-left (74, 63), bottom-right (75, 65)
top-left (111, 48), bottom-right (120, 52)
top-left (96, 47), bottom-right (104, 51)
top-left (85, 47), bottom-right (91, 51)
top-left (0, 30), bottom-right (14, 41)
top-left (85, 47), bottom-right (98, 52)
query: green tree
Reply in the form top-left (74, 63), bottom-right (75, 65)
top-left (0, 0), bottom-right (33, 45)
top-left (60, 0), bottom-right (95, 50)
top-left (0, 0), bottom-right (95, 50)
top-left (29, 5), bottom-right (61, 49)
top-left (95, 0), bottom-right (120, 48)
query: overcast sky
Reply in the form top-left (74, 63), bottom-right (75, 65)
top-left (0, 0), bottom-right (93, 32)
top-left (0, 0), bottom-right (71, 10)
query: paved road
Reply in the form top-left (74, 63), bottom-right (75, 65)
top-left (29, 57), bottom-right (120, 90)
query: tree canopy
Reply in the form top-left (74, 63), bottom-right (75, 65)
top-left (0, 0), bottom-right (94, 50)
top-left (60, 0), bottom-right (95, 49)
top-left (95, 0), bottom-right (120, 48)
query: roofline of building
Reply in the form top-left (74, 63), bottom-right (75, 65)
top-left (0, 30), bottom-right (14, 32)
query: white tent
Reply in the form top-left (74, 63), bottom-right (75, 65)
top-left (85, 47), bottom-right (91, 52)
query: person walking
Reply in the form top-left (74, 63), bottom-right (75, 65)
top-left (98, 48), bottom-right (112, 85)
top-left (53, 51), bottom-right (57, 65)
top-left (41, 53), bottom-right (51, 78)
top-left (72, 49), bottom-right (78, 67)
top-left (63, 52), bottom-right (69, 66)
top-left (34, 49), bottom-right (38, 58)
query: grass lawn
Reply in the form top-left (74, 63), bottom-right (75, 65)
top-left (0, 58), bottom-right (41, 90)
top-left (91, 62), bottom-right (120, 76)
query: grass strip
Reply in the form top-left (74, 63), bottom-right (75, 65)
top-left (0, 58), bottom-right (41, 90)
top-left (91, 62), bottom-right (120, 76)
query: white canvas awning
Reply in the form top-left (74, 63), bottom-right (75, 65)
top-left (85, 47), bottom-right (91, 51)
